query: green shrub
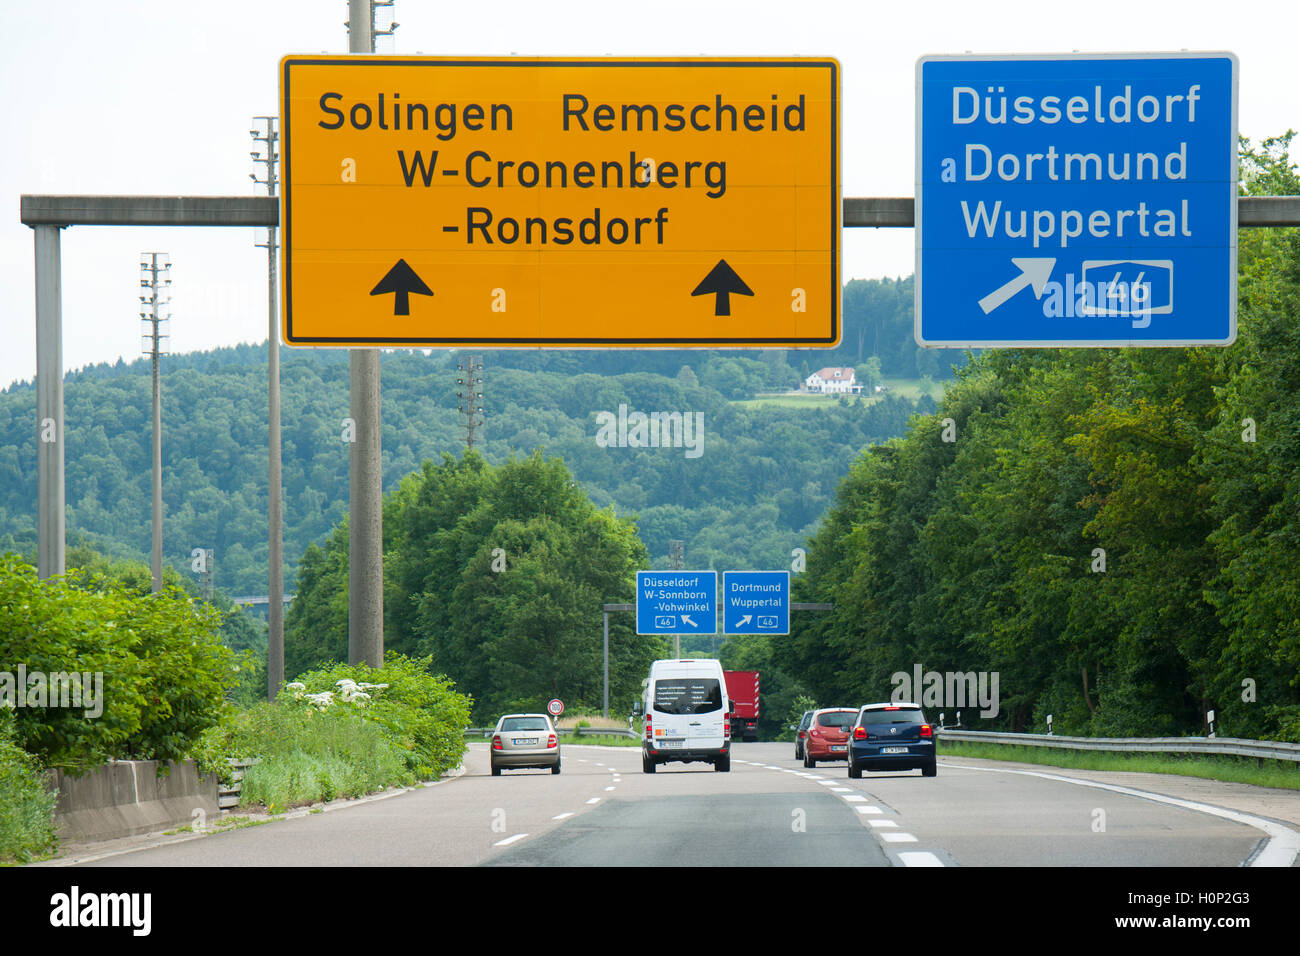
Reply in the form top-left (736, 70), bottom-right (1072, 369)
top-left (0, 554), bottom-right (239, 772)
top-left (288, 653), bottom-right (472, 779)
top-left (0, 711), bottom-right (57, 863)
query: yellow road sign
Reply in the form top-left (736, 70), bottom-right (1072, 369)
top-left (280, 56), bottom-right (840, 347)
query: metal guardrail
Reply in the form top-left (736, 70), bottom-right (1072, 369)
top-left (463, 726), bottom-right (640, 740)
top-left (219, 757), bottom-right (262, 809)
top-left (936, 729), bottom-right (1300, 762)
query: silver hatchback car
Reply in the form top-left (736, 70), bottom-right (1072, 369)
top-left (490, 713), bottom-right (562, 775)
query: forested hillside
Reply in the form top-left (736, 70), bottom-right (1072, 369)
top-left (777, 135), bottom-right (1300, 742)
top-left (0, 277), bottom-right (943, 599)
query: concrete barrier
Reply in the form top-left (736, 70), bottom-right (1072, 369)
top-left (50, 760), bottom-right (219, 844)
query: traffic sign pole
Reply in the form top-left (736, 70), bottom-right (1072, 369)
top-left (346, 0), bottom-right (383, 669)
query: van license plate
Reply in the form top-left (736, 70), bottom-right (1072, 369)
top-left (881, 746), bottom-right (907, 754)
top-left (657, 740), bottom-right (684, 748)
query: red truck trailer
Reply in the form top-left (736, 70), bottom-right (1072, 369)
top-left (723, 670), bottom-right (760, 741)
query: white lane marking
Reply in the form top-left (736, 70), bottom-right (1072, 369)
top-left (898, 851), bottom-right (944, 867)
top-left (816, 780), bottom-right (836, 786)
top-left (868, 819), bottom-right (899, 828)
top-left (880, 832), bottom-right (918, 843)
top-left (854, 806), bottom-right (883, 814)
top-left (586, 797), bottom-right (601, 804)
top-left (605, 786), bottom-right (615, 791)
top-left (842, 795), bottom-right (867, 802)
top-left (494, 833), bottom-right (529, 846)
top-left (552, 812), bottom-right (574, 821)
top-left (945, 763), bottom-right (1300, 867)
top-left (831, 787), bottom-right (853, 793)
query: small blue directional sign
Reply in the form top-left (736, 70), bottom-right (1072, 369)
top-left (723, 571), bottom-right (789, 635)
top-left (637, 571), bottom-right (717, 636)
top-left (917, 52), bottom-right (1237, 347)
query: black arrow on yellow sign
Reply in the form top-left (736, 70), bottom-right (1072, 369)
top-left (370, 258), bottom-right (433, 316)
top-left (691, 259), bottom-right (754, 316)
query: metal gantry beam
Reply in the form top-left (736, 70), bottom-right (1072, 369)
top-left (22, 193), bottom-right (1299, 231)
top-left (21, 191), bottom-right (1300, 582)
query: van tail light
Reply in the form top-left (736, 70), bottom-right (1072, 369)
top-left (920, 724), bottom-right (933, 738)
top-left (725, 719), bottom-right (731, 739)
top-left (492, 735), bottom-right (503, 751)
top-left (853, 726), bottom-right (867, 740)
top-left (645, 714), bottom-right (652, 741)
top-left (547, 733), bottom-right (557, 749)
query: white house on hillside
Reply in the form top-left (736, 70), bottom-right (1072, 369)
top-left (804, 367), bottom-right (860, 394)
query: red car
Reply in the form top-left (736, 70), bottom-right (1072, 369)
top-left (803, 708), bottom-right (857, 766)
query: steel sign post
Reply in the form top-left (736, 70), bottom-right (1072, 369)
top-left (916, 52), bottom-right (1237, 348)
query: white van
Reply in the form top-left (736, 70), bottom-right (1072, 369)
top-left (637, 659), bottom-right (731, 773)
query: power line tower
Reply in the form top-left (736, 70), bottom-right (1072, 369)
top-left (139, 253), bottom-right (170, 594)
top-left (200, 549), bottom-right (215, 602)
top-left (457, 355), bottom-right (484, 450)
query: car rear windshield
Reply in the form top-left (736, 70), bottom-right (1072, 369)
top-left (500, 717), bottom-right (549, 732)
top-left (817, 711), bottom-right (856, 728)
top-left (858, 707), bottom-right (926, 726)
top-left (653, 678), bottom-right (722, 715)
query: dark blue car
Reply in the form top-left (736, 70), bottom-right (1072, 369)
top-left (847, 703), bottom-right (937, 778)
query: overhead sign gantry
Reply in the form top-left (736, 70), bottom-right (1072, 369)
top-left (279, 56), bottom-right (841, 347)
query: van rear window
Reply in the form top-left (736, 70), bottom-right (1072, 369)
top-left (653, 678), bottom-right (722, 715)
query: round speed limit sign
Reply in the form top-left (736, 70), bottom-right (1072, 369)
top-left (547, 698), bottom-right (564, 717)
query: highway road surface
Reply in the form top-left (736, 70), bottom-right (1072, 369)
top-left (56, 742), bottom-right (1298, 868)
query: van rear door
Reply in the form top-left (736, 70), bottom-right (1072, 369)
top-left (650, 676), bottom-right (726, 749)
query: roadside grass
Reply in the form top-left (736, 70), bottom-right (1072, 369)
top-left (230, 704), bottom-right (415, 812)
top-left (0, 714), bottom-right (57, 865)
top-left (938, 740), bottom-right (1300, 791)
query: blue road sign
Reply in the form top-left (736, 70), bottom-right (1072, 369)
top-left (916, 52), bottom-right (1237, 347)
top-left (723, 571), bottom-right (789, 635)
top-left (637, 571), bottom-right (717, 635)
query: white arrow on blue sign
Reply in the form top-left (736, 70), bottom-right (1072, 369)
top-left (916, 52), bottom-right (1238, 348)
top-left (636, 571), bottom-right (717, 635)
top-left (723, 571), bottom-right (789, 635)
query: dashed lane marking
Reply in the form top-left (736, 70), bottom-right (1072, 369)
top-left (898, 851), bottom-right (944, 867)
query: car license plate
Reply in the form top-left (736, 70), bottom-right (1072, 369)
top-left (513, 738), bottom-right (537, 745)
top-left (830, 745), bottom-right (846, 752)
top-left (881, 746), bottom-right (908, 754)
top-left (657, 739), bottom-right (684, 748)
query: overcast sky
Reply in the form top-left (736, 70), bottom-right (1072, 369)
top-left (1, 0), bottom-right (1295, 389)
